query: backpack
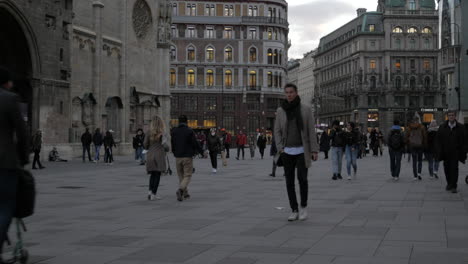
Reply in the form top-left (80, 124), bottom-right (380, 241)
top-left (389, 130), bottom-right (403, 150)
top-left (409, 128), bottom-right (423, 147)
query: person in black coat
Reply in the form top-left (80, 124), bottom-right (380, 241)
top-left (81, 128), bottom-right (93, 162)
top-left (0, 68), bottom-right (30, 258)
top-left (257, 132), bottom-right (267, 159)
top-left (319, 130), bottom-right (330, 159)
top-left (133, 128), bottom-right (145, 165)
top-left (269, 135), bottom-right (278, 177)
top-left (207, 128), bottom-right (222, 173)
top-left (92, 128), bottom-right (103, 162)
top-left (436, 111), bottom-right (467, 193)
top-left (103, 130), bottom-right (116, 165)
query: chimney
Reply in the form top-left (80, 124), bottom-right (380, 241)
top-left (357, 8), bottom-right (367, 17)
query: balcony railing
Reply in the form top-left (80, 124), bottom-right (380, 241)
top-left (385, 10), bottom-right (438, 16)
top-left (246, 85), bottom-right (261, 91)
top-left (241, 16), bottom-right (288, 27)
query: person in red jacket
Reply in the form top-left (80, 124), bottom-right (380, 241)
top-left (236, 130), bottom-right (247, 160)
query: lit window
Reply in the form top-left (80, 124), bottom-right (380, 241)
top-left (267, 72), bottom-right (273, 87)
top-left (249, 47), bottom-right (257, 62)
top-left (408, 27), bottom-right (418, 33)
top-left (369, 24), bottom-right (375, 32)
top-left (187, 69), bottom-right (195, 86)
top-left (267, 49), bottom-right (272, 64)
top-left (422, 27), bottom-right (432, 34)
top-left (225, 47), bottom-right (233, 62)
top-left (206, 47), bottom-right (214, 62)
top-left (225, 70), bottom-right (232, 87)
top-left (187, 46), bottom-right (195, 61)
top-left (370, 59), bottom-right (376, 69)
top-left (268, 29), bottom-right (272, 40)
top-left (392, 27), bottom-right (403, 33)
top-left (224, 27), bottom-right (233, 39)
top-left (395, 59), bottom-right (401, 70)
top-left (249, 71), bottom-right (257, 87)
top-left (206, 69), bottom-right (214, 87)
top-left (424, 60), bottom-right (430, 70)
top-left (170, 69), bottom-right (176, 87)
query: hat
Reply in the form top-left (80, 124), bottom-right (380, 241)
top-left (0, 67), bottom-right (11, 86)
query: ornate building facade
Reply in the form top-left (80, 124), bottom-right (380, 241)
top-left (0, 0), bottom-right (172, 157)
top-left (314, 0), bottom-right (442, 131)
top-left (169, 0), bottom-right (289, 135)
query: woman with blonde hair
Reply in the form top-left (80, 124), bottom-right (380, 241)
top-left (144, 115), bottom-right (170, 200)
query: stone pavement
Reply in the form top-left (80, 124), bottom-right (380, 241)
top-left (4, 149), bottom-right (468, 264)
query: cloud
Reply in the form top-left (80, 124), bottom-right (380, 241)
top-left (288, 0), bottom-right (357, 58)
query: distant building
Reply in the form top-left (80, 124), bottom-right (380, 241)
top-left (286, 59), bottom-right (300, 85)
top-left (169, 0), bottom-right (289, 134)
top-left (297, 50), bottom-right (316, 106)
top-left (314, 0), bottom-right (442, 130)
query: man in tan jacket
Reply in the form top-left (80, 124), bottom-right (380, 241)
top-left (274, 83), bottom-right (319, 221)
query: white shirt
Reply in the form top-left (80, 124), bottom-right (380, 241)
top-left (284, 146), bottom-right (305, 155)
top-left (449, 121), bottom-right (456, 129)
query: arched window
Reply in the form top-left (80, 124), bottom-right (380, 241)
top-left (408, 27), bottom-right (418, 33)
top-left (409, 0), bottom-right (416, 10)
top-left (273, 49), bottom-right (278, 64)
top-left (253, 6), bottom-right (258, 16)
top-left (424, 77), bottom-right (431, 90)
top-left (187, 69), bottom-right (195, 86)
top-left (410, 39), bottom-right (416, 49)
top-left (225, 47), bottom-right (233, 62)
top-left (187, 46), bottom-right (195, 61)
top-left (250, 47), bottom-right (257, 62)
top-left (267, 49), bottom-right (273, 64)
top-left (170, 69), bottom-right (176, 87)
top-left (267, 71), bottom-right (273, 87)
top-left (279, 73), bottom-right (282, 88)
top-left (225, 70), bottom-right (232, 87)
top-left (206, 46), bottom-right (214, 62)
top-left (392, 27), bottom-right (403, 33)
top-left (370, 76), bottom-right (376, 90)
top-left (422, 27), bottom-right (432, 34)
top-left (170, 46), bottom-right (176, 61)
top-left (410, 76), bottom-right (416, 90)
top-left (395, 76), bottom-right (402, 90)
top-left (206, 69), bottom-right (214, 87)
top-left (268, 28), bottom-right (273, 40)
top-left (249, 71), bottom-right (257, 87)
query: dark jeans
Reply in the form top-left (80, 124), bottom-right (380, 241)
top-left (32, 150), bottom-right (43, 168)
top-left (104, 147), bottom-right (113, 163)
top-left (149, 171), bottom-right (161, 195)
top-left (237, 145), bottom-right (245, 159)
top-left (271, 159), bottom-right (277, 176)
top-left (259, 148), bottom-right (265, 158)
top-left (224, 143), bottom-right (230, 158)
top-left (389, 149), bottom-right (403, 177)
top-left (282, 153), bottom-right (308, 212)
top-left (209, 151), bottom-right (218, 169)
top-left (324, 150), bottom-right (329, 159)
top-left (82, 145), bottom-right (92, 161)
top-left (425, 152), bottom-right (440, 176)
top-left (0, 169), bottom-right (17, 255)
top-left (444, 159), bottom-right (459, 190)
top-left (411, 148), bottom-right (423, 177)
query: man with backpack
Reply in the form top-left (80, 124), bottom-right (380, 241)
top-left (388, 120), bottom-right (405, 181)
top-left (329, 120), bottom-right (345, 180)
top-left (405, 117), bottom-right (427, 181)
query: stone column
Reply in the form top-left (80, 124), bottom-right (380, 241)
top-left (92, 1), bottom-right (104, 130)
top-left (119, 0), bottom-right (128, 143)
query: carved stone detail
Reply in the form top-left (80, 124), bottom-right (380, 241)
top-left (132, 0), bottom-right (153, 39)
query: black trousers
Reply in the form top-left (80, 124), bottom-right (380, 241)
top-left (82, 145), bottom-right (92, 161)
top-left (444, 159), bottom-right (459, 189)
top-left (259, 148), bottom-right (265, 158)
top-left (225, 143), bottom-right (230, 158)
top-left (323, 150), bottom-right (329, 159)
top-left (149, 171), bottom-right (161, 195)
top-left (209, 151), bottom-right (218, 169)
top-left (282, 153), bottom-right (308, 212)
top-left (32, 150), bottom-right (43, 168)
top-left (237, 145), bottom-right (245, 159)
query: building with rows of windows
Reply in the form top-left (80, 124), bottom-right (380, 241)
top-left (314, 0), bottom-right (443, 131)
top-left (168, 0), bottom-right (289, 135)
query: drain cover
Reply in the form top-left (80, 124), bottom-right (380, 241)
top-left (57, 186), bottom-right (85, 189)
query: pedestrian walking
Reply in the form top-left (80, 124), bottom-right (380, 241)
top-left (92, 128), bottom-right (103, 162)
top-left (222, 129), bottom-right (232, 158)
top-left (133, 128), bottom-right (146, 165)
top-left (0, 67), bottom-right (30, 260)
top-left (257, 132), bottom-right (267, 159)
top-left (207, 128), bottom-right (222, 174)
top-left (274, 83), bottom-right (319, 222)
top-left (370, 129), bottom-right (379, 156)
top-left (171, 115), bottom-right (203, 201)
top-left (235, 131), bottom-right (247, 160)
top-left (359, 132), bottom-right (367, 158)
top-left (144, 116), bottom-right (169, 201)
top-left (31, 130), bottom-right (45, 170)
top-left (270, 135), bottom-right (278, 177)
top-left (103, 130), bottom-right (116, 165)
top-left (388, 120), bottom-right (405, 181)
top-left (436, 111), bottom-right (467, 193)
top-left (81, 128), bottom-right (93, 162)
top-left (329, 120), bottom-right (345, 180)
top-left (319, 130), bottom-right (330, 159)
top-left (426, 120), bottom-right (440, 179)
top-left (344, 122), bottom-right (360, 180)
top-left (405, 117), bottom-right (427, 181)
top-left (248, 135), bottom-right (256, 159)
top-left (377, 129), bottom-right (384, 156)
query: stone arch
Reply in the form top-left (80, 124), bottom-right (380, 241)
top-left (105, 97), bottom-right (123, 141)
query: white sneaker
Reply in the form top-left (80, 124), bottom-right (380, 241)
top-left (212, 168), bottom-right (217, 174)
top-left (155, 196), bottom-right (162, 200)
top-left (299, 208), bottom-right (308, 221)
top-left (288, 212), bottom-right (299, 221)
top-left (150, 194), bottom-right (155, 200)
top-left (347, 175), bottom-right (352, 181)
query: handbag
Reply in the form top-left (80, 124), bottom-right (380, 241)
top-left (274, 153), bottom-right (284, 167)
top-left (14, 169), bottom-right (36, 218)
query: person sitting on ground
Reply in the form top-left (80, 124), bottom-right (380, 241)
top-left (48, 147), bottom-right (68, 162)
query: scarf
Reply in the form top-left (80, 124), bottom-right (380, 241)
top-left (281, 96), bottom-right (303, 131)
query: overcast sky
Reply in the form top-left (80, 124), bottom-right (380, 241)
top-left (288, 0), bottom-right (379, 59)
